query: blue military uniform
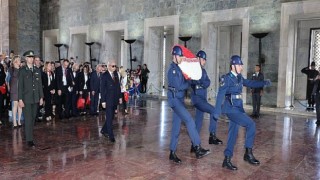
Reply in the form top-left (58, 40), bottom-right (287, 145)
top-left (191, 50), bottom-right (222, 148)
top-left (214, 55), bottom-right (270, 170)
top-left (168, 46), bottom-right (210, 163)
top-left (167, 62), bottom-right (200, 149)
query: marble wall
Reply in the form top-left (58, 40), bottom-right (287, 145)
top-left (16, 0), bottom-right (40, 55)
top-left (39, 0), bottom-right (315, 106)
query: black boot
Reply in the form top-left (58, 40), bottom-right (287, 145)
top-left (244, 148), bottom-right (260, 165)
top-left (194, 145), bottom-right (210, 159)
top-left (169, 151), bottom-right (181, 164)
top-left (222, 156), bottom-right (237, 170)
top-left (209, 133), bottom-right (223, 145)
top-left (190, 145), bottom-right (196, 153)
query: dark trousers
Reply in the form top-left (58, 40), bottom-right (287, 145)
top-left (0, 93), bottom-right (3, 118)
top-left (307, 81), bottom-right (315, 107)
top-left (57, 87), bottom-right (72, 118)
top-left (316, 93), bottom-right (320, 121)
top-left (71, 91), bottom-right (79, 116)
top-left (141, 79), bottom-right (148, 93)
top-left (23, 103), bottom-right (38, 141)
top-left (252, 93), bottom-right (261, 116)
top-left (102, 105), bottom-right (116, 138)
top-left (90, 92), bottom-right (99, 114)
top-left (44, 91), bottom-right (53, 118)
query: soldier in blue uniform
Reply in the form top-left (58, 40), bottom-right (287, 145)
top-left (190, 50), bottom-right (222, 153)
top-left (213, 55), bottom-right (271, 170)
top-left (167, 46), bottom-right (210, 164)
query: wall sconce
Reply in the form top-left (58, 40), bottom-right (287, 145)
top-left (124, 39), bottom-right (136, 71)
top-left (85, 42), bottom-right (96, 67)
top-left (54, 43), bottom-right (66, 61)
top-left (251, 33), bottom-right (269, 68)
top-left (179, 36), bottom-right (192, 48)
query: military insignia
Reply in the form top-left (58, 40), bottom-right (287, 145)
top-left (219, 76), bottom-right (225, 86)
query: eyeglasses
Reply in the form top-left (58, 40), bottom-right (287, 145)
top-left (111, 65), bottom-right (116, 68)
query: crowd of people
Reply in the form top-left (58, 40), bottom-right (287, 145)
top-left (0, 51), bottom-right (150, 127)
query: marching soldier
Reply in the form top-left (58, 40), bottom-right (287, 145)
top-left (190, 50), bottom-right (222, 154)
top-left (301, 61), bottom-right (319, 111)
top-left (18, 50), bottom-right (44, 147)
top-left (213, 55), bottom-right (271, 170)
top-left (167, 45), bottom-right (210, 164)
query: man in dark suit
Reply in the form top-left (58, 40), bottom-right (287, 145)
top-left (90, 64), bottom-right (102, 115)
top-left (71, 63), bottom-right (80, 117)
top-left (18, 50), bottom-right (44, 147)
top-left (301, 61), bottom-right (319, 111)
top-left (55, 59), bottom-right (73, 119)
top-left (100, 61), bottom-right (122, 142)
top-left (251, 65), bottom-right (264, 118)
top-left (0, 63), bottom-right (6, 125)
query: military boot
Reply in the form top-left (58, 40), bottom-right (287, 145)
top-left (243, 148), bottom-right (260, 165)
top-left (190, 145), bottom-right (196, 153)
top-left (169, 151), bottom-right (182, 164)
top-left (222, 156), bottom-right (237, 170)
top-left (194, 145), bottom-right (210, 159)
top-left (209, 133), bottom-right (223, 145)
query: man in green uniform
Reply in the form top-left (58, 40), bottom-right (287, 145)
top-left (18, 50), bottom-right (44, 147)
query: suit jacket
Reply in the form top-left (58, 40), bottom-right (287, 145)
top-left (251, 72), bottom-right (264, 93)
top-left (18, 65), bottom-right (44, 104)
top-left (42, 71), bottom-right (56, 93)
top-left (0, 64), bottom-right (5, 85)
top-left (71, 70), bottom-right (80, 92)
top-left (78, 72), bottom-right (91, 92)
top-left (55, 66), bottom-right (73, 91)
top-left (90, 71), bottom-right (101, 93)
top-left (101, 71), bottom-right (121, 107)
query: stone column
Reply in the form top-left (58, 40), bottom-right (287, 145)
top-left (0, 0), bottom-right (9, 54)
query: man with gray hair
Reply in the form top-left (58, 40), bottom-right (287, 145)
top-left (90, 64), bottom-right (102, 115)
top-left (100, 60), bottom-right (122, 142)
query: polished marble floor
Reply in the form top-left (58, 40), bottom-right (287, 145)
top-left (0, 98), bottom-right (320, 179)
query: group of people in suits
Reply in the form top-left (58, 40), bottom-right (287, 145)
top-left (1, 48), bottom-right (133, 147)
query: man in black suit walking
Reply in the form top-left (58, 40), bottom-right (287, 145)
top-left (55, 59), bottom-right (73, 119)
top-left (251, 65), bottom-right (264, 118)
top-left (100, 60), bottom-right (122, 142)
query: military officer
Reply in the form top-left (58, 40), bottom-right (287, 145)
top-left (213, 55), bottom-right (271, 170)
top-left (18, 50), bottom-right (44, 147)
top-left (190, 50), bottom-right (222, 153)
top-left (301, 61), bottom-right (319, 111)
top-left (167, 45), bottom-right (210, 164)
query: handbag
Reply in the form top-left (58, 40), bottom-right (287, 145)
top-left (0, 83), bottom-right (6, 94)
top-left (86, 95), bottom-right (90, 106)
top-left (124, 91), bottom-right (129, 102)
top-left (77, 96), bottom-right (85, 109)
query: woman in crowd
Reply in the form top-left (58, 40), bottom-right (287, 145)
top-left (9, 56), bottom-right (22, 127)
top-left (120, 67), bottom-right (128, 114)
top-left (42, 61), bottom-right (56, 121)
top-left (78, 65), bottom-right (90, 115)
